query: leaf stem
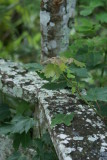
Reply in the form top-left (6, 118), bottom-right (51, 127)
top-left (76, 86), bottom-right (104, 120)
top-left (59, 68), bottom-right (104, 121)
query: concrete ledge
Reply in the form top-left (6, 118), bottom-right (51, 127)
top-left (0, 59), bottom-right (107, 160)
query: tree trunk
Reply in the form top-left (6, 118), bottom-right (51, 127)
top-left (40, 0), bottom-right (77, 61)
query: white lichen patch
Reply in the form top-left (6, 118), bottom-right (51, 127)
top-left (59, 144), bottom-right (73, 159)
top-left (102, 142), bottom-right (107, 146)
top-left (98, 134), bottom-right (105, 140)
top-left (13, 86), bottom-right (23, 98)
top-left (86, 118), bottom-right (92, 124)
top-left (73, 136), bottom-right (84, 141)
top-left (65, 147), bottom-right (73, 154)
top-left (50, 22), bottom-right (55, 27)
top-left (77, 147), bottom-right (83, 152)
top-left (88, 135), bottom-right (98, 142)
top-left (22, 85), bottom-right (36, 92)
top-left (70, 148), bottom-right (76, 152)
top-left (58, 134), bottom-right (68, 139)
top-left (61, 140), bottom-right (69, 144)
top-left (76, 111), bottom-right (82, 114)
top-left (77, 104), bottom-right (85, 111)
top-left (100, 146), bottom-right (107, 152)
top-left (96, 121), bottom-right (104, 128)
top-left (66, 138), bottom-right (71, 141)
top-left (40, 11), bottom-right (50, 26)
top-left (48, 40), bottom-right (57, 49)
top-left (63, 156), bottom-right (72, 160)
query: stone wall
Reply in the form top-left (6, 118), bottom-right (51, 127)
top-left (0, 59), bottom-right (107, 160)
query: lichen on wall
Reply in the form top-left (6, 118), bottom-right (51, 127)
top-left (0, 59), bottom-right (107, 160)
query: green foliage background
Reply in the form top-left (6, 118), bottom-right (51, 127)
top-left (66, 0), bottom-right (107, 88)
top-left (0, 0), bottom-right (41, 62)
top-left (0, 0), bottom-right (107, 65)
top-left (0, 0), bottom-right (107, 85)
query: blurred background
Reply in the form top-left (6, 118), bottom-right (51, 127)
top-left (0, 0), bottom-right (107, 86)
top-left (0, 0), bottom-right (41, 63)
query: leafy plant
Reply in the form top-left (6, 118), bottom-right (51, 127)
top-left (0, 103), bottom-right (11, 121)
top-left (13, 132), bottom-right (31, 150)
top-left (51, 113), bottom-right (74, 128)
top-left (32, 132), bottom-right (58, 160)
top-left (7, 132), bottom-right (58, 160)
top-left (10, 115), bottom-right (35, 134)
top-left (24, 63), bottom-right (43, 71)
top-left (0, 92), bottom-right (58, 159)
top-left (82, 87), bottom-right (107, 102)
top-left (0, 93), bottom-right (35, 150)
top-left (39, 56), bottom-right (107, 123)
top-left (7, 151), bottom-right (27, 160)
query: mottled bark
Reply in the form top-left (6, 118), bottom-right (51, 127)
top-left (40, 0), bottom-right (77, 61)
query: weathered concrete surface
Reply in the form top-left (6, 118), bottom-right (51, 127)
top-left (0, 135), bottom-right (35, 160)
top-left (0, 59), bottom-right (107, 160)
top-left (0, 135), bottom-right (13, 160)
top-left (0, 135), bottom-right (36, 160)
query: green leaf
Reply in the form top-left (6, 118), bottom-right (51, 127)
top-left (83, 87), bottom-right (107, 102)
top-left (70, 67), bottom-right (89, 78)
top-left (0, 125), bottom-right (13, 135)
top-left (44, 64), bottom-right (55, 78)
top-left (44, 64), bottom-right (61, 81)
top-left (15, 102), bottom-right (30, 115)
top-left (24, 63), bottom-right (43, 71)
top-left (21, 132), bottom-right (31, 148)
top-left (13, 134), bottom-right (21, 150)
top-left (7, 151), bottom-right (27, 160)
top-left (80, 1), bottom-right (104, 16)
top-left (13, 132), bottom-right (31, 150)
top-left (11, 115), bottom-right (35, 134)
top-left (96, 12), bottom-right (107, 23)
top-left (51, 113), bottom-right (74, 128)
top-left (71, 86), bottom-right (76, 94)
top-left (42, 81), bottom-right (67, 90)
top-left (96, 102), bottom-right (107, 117)
top-left (43, 151), bottom-right (57, 160)
top-left (66, 68), bottom-right (75, 79)
top-left (4, 97), bottom-right (32, 115)
top-left (0, 104), bottom-right (11, 121)
top-left (42, 132), bottom-right (52, 146)
top-left (34, 138), bottom-right (44, 151)
top-left (59, 62), bottom-right (67, 71)
top-left (74, 51), bottom-right (104, 68)
top-left (67, 72), bottom-right (75, 79)
top-left (75, 18), bottom-right (101, 36)
top-left (73, 59), bottom-right (85, 67)
top-left (80, 7), bottom-right (93, 16)
top-left (32, 155), bottom-right (40, 160)
top-left (36, 71), bottom-right (51, 81)
top-left (33, 134), bottom-right (58, 160)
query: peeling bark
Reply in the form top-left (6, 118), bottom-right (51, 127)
top-left (40, 0), bottom-right (77, 61)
